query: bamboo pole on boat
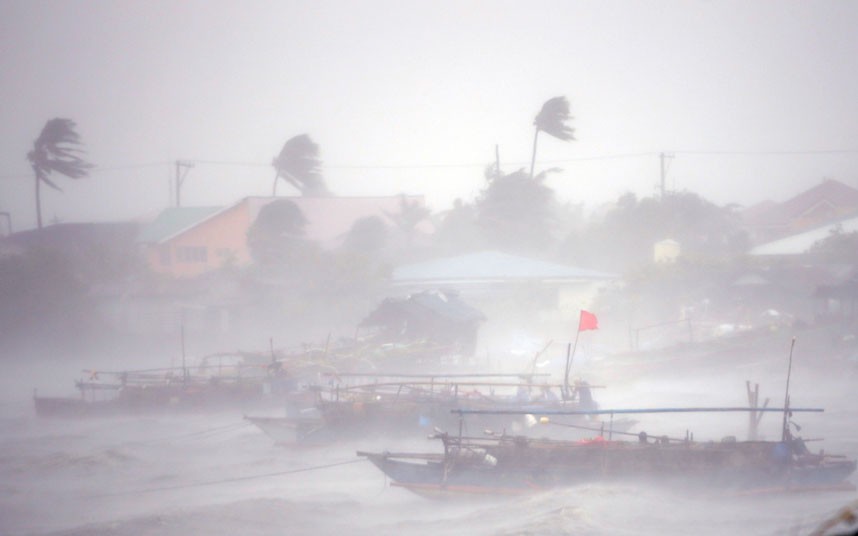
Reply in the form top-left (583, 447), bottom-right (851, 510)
top-left (782, 337), bottom-right (796, 442)
top-left (746, 381), bottom-right (770, 441)
top-left (453, 407), bottom-right (823, 416)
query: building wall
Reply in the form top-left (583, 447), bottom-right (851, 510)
top-left (146, 202), bottom-right (251, 277)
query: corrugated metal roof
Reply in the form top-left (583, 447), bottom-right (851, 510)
top-left (393, 251), bottom-right (617, 282)
top-left (750, 215), bottom-right (858, 256)
top-left (361, 290), bottom-right (486, 326)
top-left (137, 206), bottom-right (224, 244)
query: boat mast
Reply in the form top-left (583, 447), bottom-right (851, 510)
top-left (781, 337), bottom-right (796, 442)
top-left (563, 342), bottom-right (573, 399)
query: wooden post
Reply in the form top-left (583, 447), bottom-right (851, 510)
top-left (746, 380), bottom-right (769, 441)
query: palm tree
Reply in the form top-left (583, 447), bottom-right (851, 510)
top-left (271, 134), bottom-right (329, 197)
top-left (27, 118), bottom-right (92, 229)
top-left (529, 96), bottom-right (575, 179)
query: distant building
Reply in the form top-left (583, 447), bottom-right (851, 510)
top-left (359, 289), bottom-right (486, 356)
top-left (750, 214), bottom-right (858, 257)
top-left (392, 250), bottom-right (617, 318)
top-left (741, 179), bottom-right (858, 245)
top-left (138, 195), bottom-right (430, 278)
top-left (653, 239), bottom-right (680, 263)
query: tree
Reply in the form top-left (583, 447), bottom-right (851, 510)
top-left (27, 118), bottom-right (92, 229)
top-left (561, 191), bottom-right (748, 272)
top-left (530, 96), bottom-right (574, 179)
top-left (247, 199), bottom-right (309, 265)
top-left (271, 134), bottom-right (328, 197)
top-left (342, 215), bottom-right (389, 255)
top-left (476, 168), bottom-right (558, 253)
top-left (386, 194), bottom-right (431, 251)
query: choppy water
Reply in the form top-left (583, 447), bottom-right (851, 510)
top-left (2, 351), bottom-right (856, 535)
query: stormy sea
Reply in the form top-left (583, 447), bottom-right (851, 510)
top-left (1, 347), bottom-right (856, 536)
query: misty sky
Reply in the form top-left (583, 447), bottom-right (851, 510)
top-left (2, 0), bottom-right (858, 230)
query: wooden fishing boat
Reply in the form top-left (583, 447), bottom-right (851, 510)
top-left (32, 351), bottom-right (303, 417)
top-left (245, 373), bottom-right (636, 445)
top-left (358, 407), bottom-right (857, 498)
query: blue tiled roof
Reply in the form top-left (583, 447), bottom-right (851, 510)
top-left (137, 207), bottom-right (224, 244)
top-left (393, 251), bottom-right (616, 282)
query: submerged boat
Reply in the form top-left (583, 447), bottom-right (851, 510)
top-left (358, 407), bottom-right (857, 498)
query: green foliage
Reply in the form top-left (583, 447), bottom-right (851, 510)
top-left (27, 118), bottom-right (92, 228)
top-left (533, 96), bottom-right (575, 142)
top-left (561, 191), bottom-right (749, 272)
top-left (271, 134), bottom-right (329, 196)
top-left (531, 96), bottom-right (574, 179)
top-left (808, 227), bottom-right (858, 263)
top-left (247, 200), bottom-right (312, 265)
top-left (433, 199), bottom-right (482, 255)
top-left (476, 168), bottom-right (558, 253)
top-left (342, 215), bottom-right (389, 255)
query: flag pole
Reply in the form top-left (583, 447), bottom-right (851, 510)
top-left (564, 328), bottom-right (581, 400)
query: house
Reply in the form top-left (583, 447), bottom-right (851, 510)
top-left (392, 250), bottom-right (617, 320)
top-left (749, 214), bottom-right (858, 256)
top-left (138, 195), bottom-right (430, 278)
top-left (358, 289), bottom-right (486, 356)
top-left (742, 179), bottom-right (858, 245)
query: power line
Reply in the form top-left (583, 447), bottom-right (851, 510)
top-left (0, 161), bottom-right (170, 180)
top-left (2, 149), bottom-right (858, 180)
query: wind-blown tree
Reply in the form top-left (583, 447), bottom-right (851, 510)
top-left (342, 215), bottom-right (389, 255)
top-left (27, 118), bottom-right (92, 229)
top-left (271, 134), bottom-right (329, 197)
top-left (247, 199), bottom-right (310, 265)
top-left (386, 194), bottom-right (431, 252)
top-left (476, 168), bottom-right (559, 253)
top-left (530, 96), bottom-right (575, 179)
top-left (561, 191), bottom-right (748, 272)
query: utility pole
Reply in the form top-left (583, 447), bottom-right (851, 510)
top-left (495, 144), bottom-right (501, 179)
top-left (174, 160), bottom-right (195, 207)
top-left (0, 212), bottom-right (11, 236)
top-left (659, 152), bottom-right (673, 198)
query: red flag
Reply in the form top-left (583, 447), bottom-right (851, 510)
top-left (578, 310), bottom-right (599, 332)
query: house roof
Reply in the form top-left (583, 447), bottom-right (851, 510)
top-left (750, 214), bottom-right (858, 256)
top-left (742, 179), bottom-right (858, 228)
top-left (393, 251), bottom-right (617, 284)
top-left (137, 206), bottom-right (224, 244)
top-left (360, 290), bottom-right (486, 326)
top-left (138, 195), bottom-right (432, 247)
top-left (245, 195), bottom-right (432, 246)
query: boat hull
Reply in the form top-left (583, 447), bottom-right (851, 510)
top-left (359, 437), bottom-right (857, 497)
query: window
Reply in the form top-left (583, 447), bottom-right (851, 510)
top-left (176, 246), bottom-right (208, 263)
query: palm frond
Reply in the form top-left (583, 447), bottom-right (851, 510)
top-left (30, 117), bottom-right (92, 183)
top-left (272, 134), bottom-right (329, 196)
top-left (39, 173), bottom-right (62, 191)
top-left (534, 96), bottom-right (575, 141)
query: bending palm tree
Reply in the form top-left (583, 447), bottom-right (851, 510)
top-left (27, 118), bottom-right (92, 229)
top-left (271, 134), bottom-right (329, 197)
top-left (530, 96), bottom-right (575, 179)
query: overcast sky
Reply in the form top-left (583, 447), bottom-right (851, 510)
top-left (2, 0), bottom-right (858, 230)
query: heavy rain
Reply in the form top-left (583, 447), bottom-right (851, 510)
top-left (1, 2), bottom-right (858, 535)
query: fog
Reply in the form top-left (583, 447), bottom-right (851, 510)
top-left (2, 338), bottom-right (856, 535)
top-left (3, 1), bottom-right (858, 226)
top-left (3, 1), bottom-right (858, 535)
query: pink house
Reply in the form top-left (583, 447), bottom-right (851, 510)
top-left (139, 195), bottom-right (430, 278)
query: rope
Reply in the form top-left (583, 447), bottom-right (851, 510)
top-left (92, 458), bottom-right (367, 498)
top-left (115, 421), bottom-right (253, 447)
